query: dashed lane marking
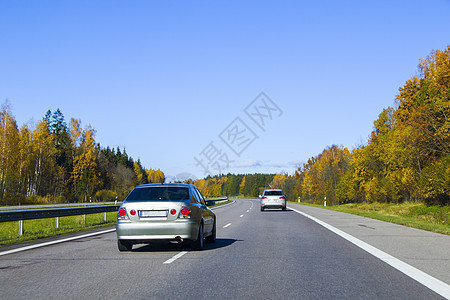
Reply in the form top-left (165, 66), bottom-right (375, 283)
top-left (163, 251), bottom-right (188, 264)
top-left (0, 228), bottom-right (116, 256)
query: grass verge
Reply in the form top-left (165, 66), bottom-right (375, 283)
top-left (290, 201), bottom-right (449, 235)
top-left (208, 200), bottom-right (232, 207)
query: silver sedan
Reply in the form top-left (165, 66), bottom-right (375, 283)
top-left (116, 183), bottom-right (216, 251)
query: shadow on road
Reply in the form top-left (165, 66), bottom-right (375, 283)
top-left (131, 238), bottom-right (239, 252)
top-left (261, 209), bottom-right (293, 212)
top-left (204, 238), bottom-right (240, 250)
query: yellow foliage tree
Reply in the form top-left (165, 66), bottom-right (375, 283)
top-left (0, 105), bottom-right (20, 201)
top-left (71, 124), bottom-right (100, 201)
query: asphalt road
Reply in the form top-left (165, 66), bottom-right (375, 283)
top-left (0, 199), bottom-right (447, 299)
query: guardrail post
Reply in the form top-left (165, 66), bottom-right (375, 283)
top-left (19, 220), bottom-right (23, 236)
top-left (55, 217), bottom-right (59, 229)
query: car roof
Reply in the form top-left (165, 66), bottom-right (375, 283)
top-left (135, 183), bottom-right (193, 188)
top-left (264, 189), bottom-right (283, 193)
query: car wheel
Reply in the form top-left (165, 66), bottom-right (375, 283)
top-left (191, 223), bottom-right (204, 251)
top-left (205, 220), bottom-right (216, 244)
top-left (118, 239), bottom-right (132, 251)
top-left (261, 207), bottom-right (264, 211)
top-left (282, 207), bottom-right (286, 211)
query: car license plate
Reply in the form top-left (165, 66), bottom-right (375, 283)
top-left (139, 210), bottom-right (167, 217)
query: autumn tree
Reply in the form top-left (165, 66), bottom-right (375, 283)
top-left (134, 160), bottom-right (148, 185)
top-left (0, 104), bottom-right (20, 203)
top-left (31, 119), bottom-right (57, 198)
top-left (0, 105), bottom-right (165, 204)
top-left (146, 168), bottom-right (165, 183)
top-left (337, 46), bottom-right (450, 205)
top-left (71, 121), bottom-right (100, 202)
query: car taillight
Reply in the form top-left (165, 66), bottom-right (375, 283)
top-left (262, 197), bottom-right (267, 200)
top-left (118, 208), bottom-right (128, 220)
top-left (178, 207), bottom-right (191, 219)
top-left (118, 208), bottom-right (127, 217)
top-left (170, 209), bottom-right (177, 215)
top-left (130, 209), bottom-right (136, 216)
top-left (280, 196), bottom-right (285, 200)
top-left (178, 207), bottom-right (190, 219)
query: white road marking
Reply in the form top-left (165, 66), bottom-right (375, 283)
top-left (289, 207), bottom-right (450, 299)
top-left (163, 251), bottom-right (188, 264)
top-left (0, 228), bottom-right (116, 256)
top-left (240, 214), bottom-right (244, 218)
top-left (246, 210), bottom-right (250, 213)
top-left (223, 223), bottom-right (232, 228)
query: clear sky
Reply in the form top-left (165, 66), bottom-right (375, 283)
top-left (1, 0), bottom-right (449, 180)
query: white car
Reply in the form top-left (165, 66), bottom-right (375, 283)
top-left (260, 189), bottom-right (286, 211)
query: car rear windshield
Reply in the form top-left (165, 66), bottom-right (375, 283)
top-left (264, 190), bottom-right (283, 196)
top-left (125, 187), bottom-right (190, 201)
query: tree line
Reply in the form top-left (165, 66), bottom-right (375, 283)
top-left (0, 107), bottom-right (165, 205)
top-left (3, 47), bottom-right (448, 206)
top-left (193, 174), bottom-right (275, 198)
top-left (194, 46), bottom-right (450, 206)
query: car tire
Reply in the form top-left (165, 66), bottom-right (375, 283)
top-left (205, 220), bottom-right (216, 244)
top-left (261, 207), bottom-right (264, 211)
top-left (118, 239), bottom-right (132, 251)
top-left (191, 223), bottom-right (204, 251)
top-left (282, 207), bottom-right (286, 211)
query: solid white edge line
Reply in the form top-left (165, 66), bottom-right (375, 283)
top-left (289, 207), bottom-right (450, 299)
top-left (163, 251), bottom-right (188, 264)
top-left (0, 228), bottom-right (116, 257)
top-left (223, 223), bottom-right (232, 228)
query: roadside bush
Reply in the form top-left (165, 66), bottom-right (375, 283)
top-left (94, 190), bottom-right (118, 202)
top-left (24, 195), bottom-right (53, 204)
top-left (421, 156), bottom-right (450, 206)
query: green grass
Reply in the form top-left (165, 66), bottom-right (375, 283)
top-left (290, 201), bottom-right (449, 235)
top-left (0, 212), bottom-right (117, 246)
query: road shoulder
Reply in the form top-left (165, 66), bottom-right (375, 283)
top-left (288, 202), bottom-right (450, 285)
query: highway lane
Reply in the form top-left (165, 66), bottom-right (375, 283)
top-left (0, 199), bottom-right (444, 299)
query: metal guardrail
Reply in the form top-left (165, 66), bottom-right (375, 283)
top-left (0, 205), bottom-right (121, 237)
top-left (0, 197), bottom-right (228, 237)
top-left (0, 205), bottom-right (121, 223)
top-left (0, 197), bottom-right (228, 223)
top-left (205, 196), bottom-right (228, 206)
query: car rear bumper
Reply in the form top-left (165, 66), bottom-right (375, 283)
top-left (116, 220), bottom-right (198, 241)
top-left (261, 204), bottom-right (285, 209)
top-left (261, 200), bottom-right (286, 209)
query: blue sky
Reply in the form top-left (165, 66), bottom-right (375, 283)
top-left (1, 0), bottom-right (449, 180)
